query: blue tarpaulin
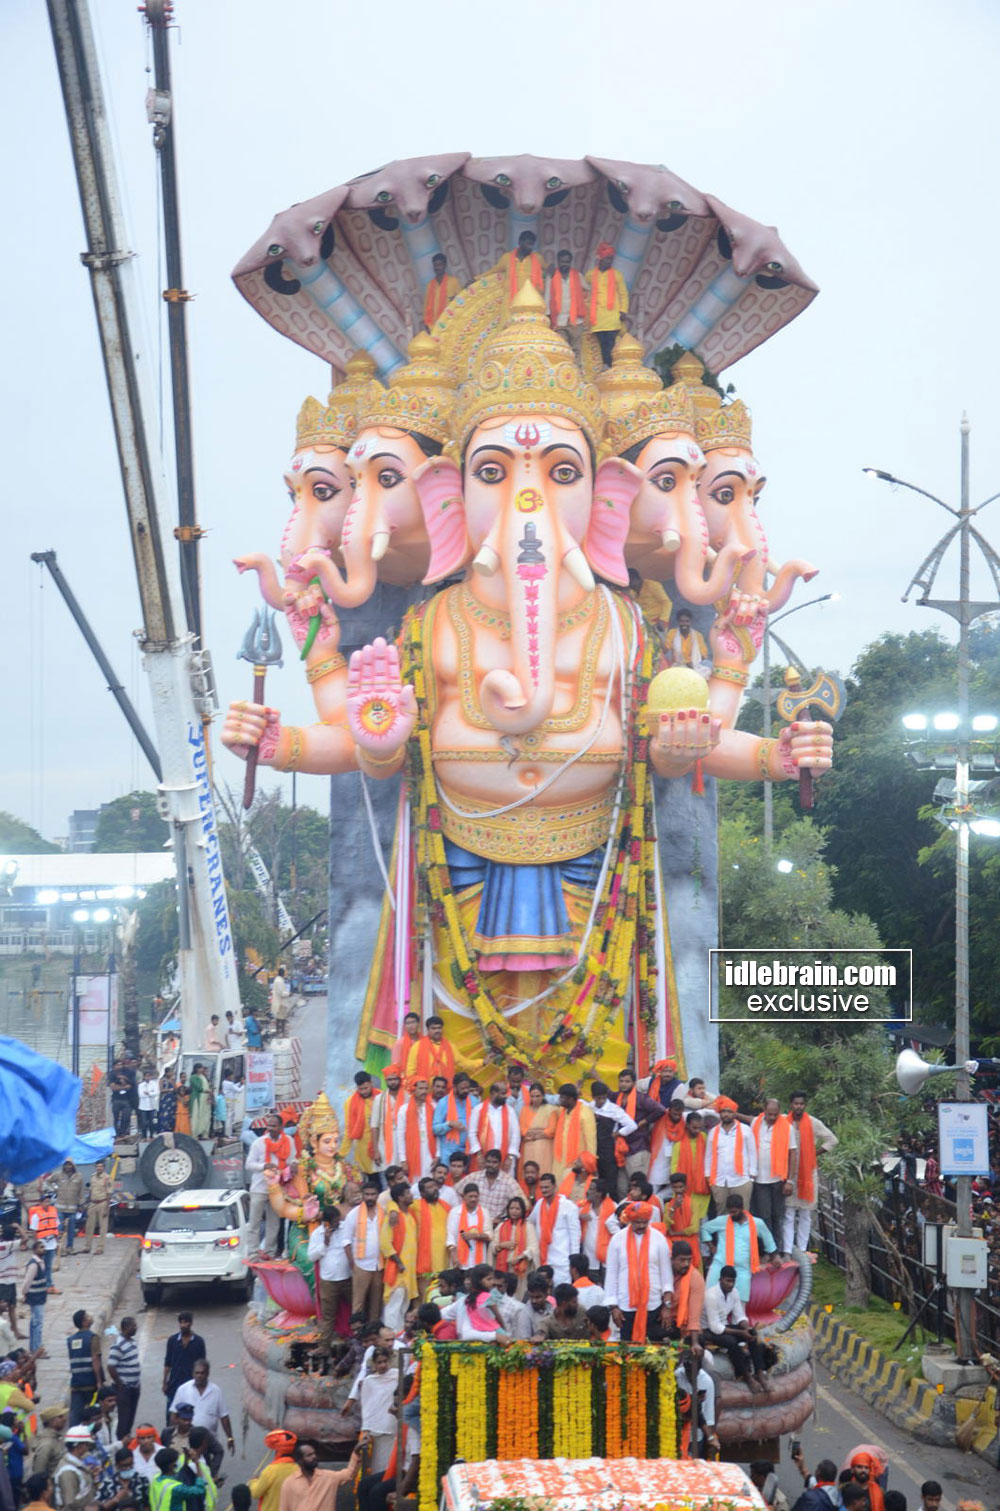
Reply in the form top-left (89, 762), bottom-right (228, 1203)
top-left (0, 1036), bottom-right (86, 1181)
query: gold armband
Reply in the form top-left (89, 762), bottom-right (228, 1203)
top-left (358, 746), bottom-right (405, 768)
top-left (711, 665), bottom-right (749, 686)
top-left (275, 726), bottom-right (304, 772)
top-left (306, 653), bottom-right (347, 684)
top-left (757, 738), bottom-right (775, 780)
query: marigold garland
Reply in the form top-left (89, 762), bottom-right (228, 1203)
top-left (604, 1360), bottom-right (624, 1457)
top-left (416, 1340), bottom-right (439, 1511)
top-left (658, 1363), bottom-right (678, 1457)
top-left (452, 1351), bottom-right (488, 1461)
top-left (624, 1360), bottom-right (647, 1457)
top-left (552, 1365), bottom-right (592, 1457)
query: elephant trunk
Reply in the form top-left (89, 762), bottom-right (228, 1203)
top-left (312, 493), bottom-right (381, 608)
top-left (765, 557), bottom-right (819, 612)
top-left (234, 554), bottom-right (285, 611)
top-left (479, 514), bottom-right (561, 736)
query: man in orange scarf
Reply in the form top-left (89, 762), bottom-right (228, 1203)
top-left (395, 1079), bottom-right (436, 1180)
top-left (530, 1171), bottom-right (582, 1284)
top-left (413, 1177), bottom-right (449, 1299)
top-left (665, 1171), bottom-right (702, 1271)
top-left (552, 1085), bottom-right (597, 1180)
top-left (469, 1083), bottom-right (520, 1171)
top-left (701, 1192), bottom-right (778, 1300)
top-left (668, 1239), bottom-right (705, 1347)
top-left (389, 1012), bottom-right (422, 1075)
top-left (422, 254), bottom-right (461, 329)
top-left (547, 248), bottom-right (586, 357)
top-left (784, 1092), bottom-right (838, 1256)
top-left (371, 1066), bottom-right (407, 1172)
top-left (340, 1073), bottom-right (377, 1175)
top-left (249, 1430), bottom-right (298, 1511)
top-left (604, 1201), bottom-right (673, 1343)
top-left (379, 1183), bottom-right (417, 1330)
top-left (849, 1452), bottom-right (886, 1511)
top-left (342, 1179), bottom-right (383, 1321)
top-left (579, 1179), bottom-right (616, 1277)
top-left (446, 1184), bottom-right (493, 1269)
top-left (584, 241), bottom-right (628, 365)
top-left (750, 1098), bottom-right (798, 1258)
top-left (672, 1110), bottom-right (711, 1224)
top-left (405, 1017), bottom-right (456, 1092)
top-left (558, 1151), bottom-right (598, 1203)
top-left (705, 1097), bottom-right (756, 1212)
top-left (433, 1070), bottom-right (478, 1162)
top-left (496, 231), bottom-right (544, 309)
top-left (614, 1068), bottom-right (666, 1198)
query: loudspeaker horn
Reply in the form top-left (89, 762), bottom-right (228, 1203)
top-left (895, 1048), bottom-right (977, 1095)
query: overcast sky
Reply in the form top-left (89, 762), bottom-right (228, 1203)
top-left (4, 0), bottom-right (1000, 842)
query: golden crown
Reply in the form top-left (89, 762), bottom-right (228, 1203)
top-left (453, 283), bottom-right (603, 454)
top-left (298, 1091), bottom-right (340, 1150)
top-left (295, 350), bottom-right (379, 452)
top-left (598, 332), bottom-right (697, 458)
top-left (671, 350), bottom-right (753, 452)
top-left (356, 333), bottom-right (456, 448)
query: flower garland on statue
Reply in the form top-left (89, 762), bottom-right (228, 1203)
top-left (400, 593), bottom-right (660, 1072)
top-left (416, 1341), bottom-right (439, 1511)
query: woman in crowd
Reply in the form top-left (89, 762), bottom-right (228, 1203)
top-left (519, 1083), bottom-right (557, 1177)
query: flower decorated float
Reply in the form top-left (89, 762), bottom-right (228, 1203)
top-left (440, 1455), bottom-right (765, 1511)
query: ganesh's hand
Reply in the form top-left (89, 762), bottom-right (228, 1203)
top-left (221, 701), bottom-right (282, 765)
top-left (346, 638), bottom-right (416, 759)
top-left (710, 591), bottom-right (768, 659)
top-left (302, 1196), bottom-right (321, 1223)
top-left (777, 720), bottom-right (833, 778)
top-left (650, 710), bottom-right (722, 776)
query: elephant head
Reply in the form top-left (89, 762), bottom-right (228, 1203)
top-left (234, 353), bottom-right (379, 612)
top-left (696, 419), bottom-right (817, 612)
top-left (417, 417), bottom-right (641, 735)
top-left (291, 334), bottom-right (455, 607)
top-left (599, 335), bottom-right (751, 603)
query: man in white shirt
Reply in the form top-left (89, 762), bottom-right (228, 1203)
top-left (604, 1202), bottom-right (673, 1342)
top-left (371, 1068), bottom-right (407, 1172)
top-left (137, 1071), bottom-right (160, 1139)
top-left (224, 1011), bottom-right (244, 1053)
top-left (702, 1265), bottom-right (768, 1387)
top-left (490, 1270), bottom-right (532, 1338)
top-left (748, 1099), bottom-right (798, 1254)
top-left (468, 1084), bottom-right (521, 1171)
top-left (587, 1082), bottom-right (638, 1188)
top-left (169, 1359), bottom-right (233, 1473)
top-left (342, 1180), bottom-right (383, 1322)
top-left (568, 1252), bottom-right (606, 1310)
top-left (704, 1099), bottom-right (756, 1210)
top-left (308, 1207), bottom-right (352, 1354)
top-left (674, 1353), bottom-right (720, 1456)
top-left (244, 1114), bottom-right (287, 1256)
top-left (530, 1172), bottom-right (582, 1285)
top-left (394, 1079), bottom-right (435, 1181)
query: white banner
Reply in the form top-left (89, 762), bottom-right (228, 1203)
top-left (246, 1050), bottom-right (275, 1110)
top-left (938, 1100), bottom-right (990, 1176)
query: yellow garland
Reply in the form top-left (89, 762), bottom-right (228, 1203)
top-left (658, 1364), bottom-right (678, 1457)
top-left (417, 1344), bottom-right (439, 1511)
top-left (452, 1353), bottom-right (488, 1462)
top-left (552, 1364), bottom-right (592, 1457)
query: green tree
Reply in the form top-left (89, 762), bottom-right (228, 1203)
top-left (719, 815), bottom-right (903, 1304)
top-left (93, 792), bottom-right (169, 852)
top-left (136, 880), bottom-right (180, 986)
top-left (0, 812), bottom-right (61, 854)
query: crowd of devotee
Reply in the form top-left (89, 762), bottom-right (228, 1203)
top-left (241, 1015), bottom-right (839, 1393)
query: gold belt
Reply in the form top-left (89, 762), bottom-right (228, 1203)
top-left (439, 786), bottom-right (615, 865)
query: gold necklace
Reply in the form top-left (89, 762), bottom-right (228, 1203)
top-left (448, 583), bottom-right (609, 735)
top-left (460, 581), bottom-right (596, 639)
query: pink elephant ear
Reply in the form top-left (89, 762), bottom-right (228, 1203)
top-left (413, 458), bottom-right (470, 583)
top-left (585, 458), bottom-right (643, 586)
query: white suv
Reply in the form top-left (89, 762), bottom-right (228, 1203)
top-left (140, 1188), bottom-right (253, 1305)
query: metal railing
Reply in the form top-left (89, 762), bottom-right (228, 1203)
top-left (815, 1172), bottom-right (1000, 1356)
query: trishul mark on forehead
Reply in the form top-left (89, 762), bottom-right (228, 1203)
top-left (347, 440), bottom-right (368, 464)
top-left (504, 421), bottom-right (551, 451)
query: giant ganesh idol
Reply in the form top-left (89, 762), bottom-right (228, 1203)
top-left (225, 153), bottom-right (832, 1092)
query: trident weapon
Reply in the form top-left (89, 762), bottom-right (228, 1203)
top-left (237, 609), bottom-right (283, 810)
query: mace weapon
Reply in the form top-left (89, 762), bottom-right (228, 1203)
top-left (774, 663), bottom-right (846, 811)
top-left (237, 608), bottom-right (284, 810)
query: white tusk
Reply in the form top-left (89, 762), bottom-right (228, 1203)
top-left (660, 528), bottom-right (681, 553)
top-left (473, 544), bottom-right (501, 576)
top-left (563, 545), bottom-right (596, 591)
top-left (370, 530), bottom-right (390, 561)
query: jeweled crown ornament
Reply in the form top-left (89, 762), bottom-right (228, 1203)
top-left (356, 332), bottom-right (456, 447)
top-left (598, 332), bottom-right (697, 459)
top-left (295, 350), bottom-right (379, 452)
top-left (298, 1091), bottom-right (340, 1150)
top-left (453, 282), bottom-right (603, 453)
top-left (672, 350), bottom-right (753, 452)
